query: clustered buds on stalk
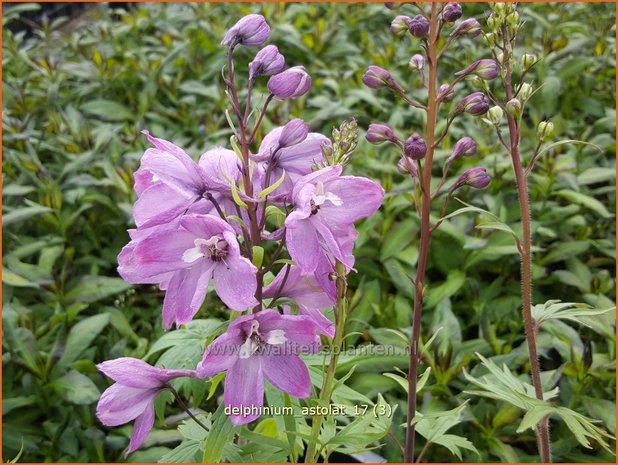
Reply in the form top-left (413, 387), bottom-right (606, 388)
top-left (96, 13), bottom-right (385, 454)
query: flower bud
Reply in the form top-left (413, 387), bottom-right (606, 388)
top-left (447, 136), bottom-right (477, 164)
top-left (404, 133), bottom-right (427, 160)
top-left (267, 66), bottom-right (312, 99)
top-left (519, 82), bottom-right (533, 100)
top-left (397, 156), bottom-right (418, 177)
top-left (488, 106), bottom-right (503, 124)
top-left (222, 14), bottom-right (270, 48)
top-left (521, 53), bottom-right (537, 70)
top-left (391, 15), bottom-right (412, 36)
top-left (442, 3), bottom-right (463, 22)
top-left (450, 18), bottom-right (481, 39)
top-left (537, 121), bottom-right (554, 140)
top-left (279, 118), bottom-right (309, 148)
top-left (486, 14), bottom-right (496, 31)
top-left (409, 54), bottom-right (425, 71)
top-left (409, 15), bottom-right (430, 39)
top-left (384, 2), bottom-right (400, 10)
top-left (438, 83), bottom-right (455, 102)
top-left (507, 11), bottom-right (520, 29)
top-left (366, 123), bottom-right (400, 145)
top-left (249, 45), bottom-right (285, 79)
top-left (455, 59), bottom-right (499, 80)
top-left (362, 65), bottom-right (405, 94)
top-left (506, 98), bottom-right (521, 118)
top-left (451, 167), bottom-right (490, 191)
top-left (455, 92), bottom-right (490, 116)
top-left (484, 32), bottom-right (496, 48)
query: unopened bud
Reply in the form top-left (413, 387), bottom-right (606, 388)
top-left (279, 118), bottom-right (309, 148)
top-left (450, 18), bottom-right (482, 38)
top-left (362, 65), bottom-right (405, 94)
top-left (451, 166), bottom-right (491, 192)
top-left (409, 15), bottom-right (430, 39)
top-left (442, 3), bottom-right (463, 22)
top-left (506, 98), bottom-right (521, 118)
top-left (507, 11), bottom-right (520, 29)
top-left (519, 82), bottom-right (533, 100)
top-left (409, 54), bottom-right (425, 71)
top-left (404, 133), bottom-right (427, 160)
top-left (455, 92), bottom-right (490, 116)
top-left (455, 59), bottom-right (499, 80)
top-left (446, 136), bottom-right (477, 164)
top-left (391, 15), bottom-right (412, 36)
top-left (384, 2), bottom-right (400, 10)
top-left (397, 156), bottom-right (418, 177)
top-left (484, 32), bottom-right (496, 48)
top-left (438, 84), bottom-right (455, 102)
top-left (488, 105), bottom-right (503, 124)
top-left (366, 123), bottom-right (399, 145)
top-left (537, 121), bottom-right (554, 140)
top-left (522, 53), bottom-right (537, 70)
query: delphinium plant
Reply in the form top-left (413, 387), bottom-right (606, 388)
top-left (363, 2), bottom-right (494, 462)
top-left (94, 14), bottom-right (385, 459)
top-left (461, 2), bottom-right (615, 462)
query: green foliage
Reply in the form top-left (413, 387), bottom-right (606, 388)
top-left (2, 1), bottom-right (615, 463)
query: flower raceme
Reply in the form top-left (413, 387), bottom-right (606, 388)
top-left (104, 12), bottom-right (386, 454)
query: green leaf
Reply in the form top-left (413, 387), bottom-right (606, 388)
top-left (202, 404), bottom-right (236, 463)
top-left (531, 299), bottom-right (614, 328)
top-left (555, 190), bottom-right (612, 218)
top-left (80, 99), bottom-right (134, 122)
top-left (2, 267), bottom-right (39, 288)
top-left (52, 370), bottom-right (100, 405)
top-left (58, 314), bottom-right (110, 366)
top-left (2, 206), bottom-right (54, 227)
top-left (64, 276), bottom-right (131, 304)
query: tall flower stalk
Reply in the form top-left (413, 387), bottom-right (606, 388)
top-left (364, 3), bottom-right (491, 461)
top-left (483, 3), bottom-right (553, 461)
top-left (96, 13), bottom-right (384, 458)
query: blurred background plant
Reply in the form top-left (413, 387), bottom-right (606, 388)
top-left (2, 2), bottom-right (615, 463)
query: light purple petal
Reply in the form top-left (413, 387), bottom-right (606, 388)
top-left (198, 147), bottom-right (241, 192)
top-left (319, 176), bottom-right (384, 225)
top-left (133, 182), bottom-right (197, 228)
top-left (131, 231), bottom-right (197, 279)
top-left (125, 404), bottom-right (155, 456)
top-left (299, 305), bottom-right (335, 338)
top-left (213, 254), bottom-right (258, 311)
top-left (286, 221), bottom-right (321, 273)
top-left (96, 384), bottom-right (157, 426)
top-left (311, 217), bottom-right (347, 265)
top-left (291, 165), bottom-right (342, 201)
top-left (196, 329), bottom-right (244, 378)
top-left (258, 313), bottom-right (320, 350)
top-left (262, 354), bottom-right (311, 398)
top-left (224, 357), bottom-right (264, 426)
top-left (162, 262), bottom-right (214, 329)
top-left (97, 358), bottom-right (194, 388)
top-left (179, 213), bottom-right (234, 239)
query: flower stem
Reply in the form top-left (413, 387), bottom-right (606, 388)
top-left (305, 261), bottom-right (347, 463)
top-left (502, 27), bottom-right (552, 464)
top-left (404, 4), bottom-right (439, 463)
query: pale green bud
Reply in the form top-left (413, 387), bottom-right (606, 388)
top-left (506, 98), bottom-right (521, 118)
top-left (522, 53), bottom-right (537, 70)
top-left (519, 82), bottom-right (533, 100)
top-left (537, 121), bottom-right (554, 140)
top-left (484, 32), bottom-right (496, 48)
top-left (488, 105), bottom-right (504, 124)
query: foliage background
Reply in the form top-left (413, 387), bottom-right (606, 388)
top-left (2, 2), bottom-right (616, 463)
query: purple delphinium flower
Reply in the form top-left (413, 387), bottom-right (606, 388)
top-left (442, 3), bottom-right (463, 22)
top-left (284, 166), bottom-right (384, 274)
top-left (249, 45), bottom-right (285, 79)
top-left (252, 126), bottom-right (328, 201)
top-left (222, 14), bottom-right (270, 48)
top-left (196, 310), bottom-right (320, 425)
top-left (455, 59), bottom-right (499, 80)
top-left (96, 358), bottom-right (194, 455)
top-left (362, 65), bottom-right (405, 94)
top-left (408, 15), bottom-right (430, 38)
top-left (267, 66), bottom-right (312, 99)
top-left (117, 214), bottom-right (258, 329)
top-left (366, 123), bottom-right (400, 145)
top-left (133, 131), bottom-right (241, 229)
top-left (263, 265), bottom-right (336, 337)
top-left (450, 167), bottom-right (491, 192)
top-left (450, 18), bottom-right (482, 38)
top-left (454, 92), bottom-right (490, 116)
top-left (404, 133), bottom-right (427, 160)
top-left (446, 137), bottom-right (477, 164)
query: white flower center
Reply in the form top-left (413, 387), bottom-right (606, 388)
top-left (238, 320), bottom-right (287, 359)
top-left (182, 236), bottom-right (228, 264)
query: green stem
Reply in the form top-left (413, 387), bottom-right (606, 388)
top-left (305, 261), bottom-right (347, 463)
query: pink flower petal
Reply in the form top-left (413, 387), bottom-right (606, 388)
top-left (262, 353), bottom-right (312, 398)
top-left (224, 356), bottom-right (264, 426)
top-left (125, 404), bottom-right (155, 456)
